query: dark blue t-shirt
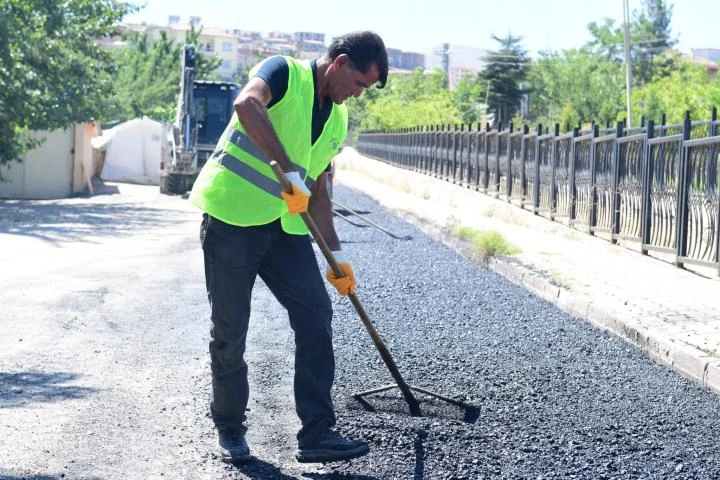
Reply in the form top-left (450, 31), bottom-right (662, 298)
top-left (254, 56), bottom-right (332, 146)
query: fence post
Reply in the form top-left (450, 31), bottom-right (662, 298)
top-left (550, 123), bottom-right (560, 218)
top-left (471, 122), bottom-right (479, 189)
top-left (443, 123), bottom-right (451, 180)
top-left (435, 124), bottom-right (442, 178)
top-left (712, 107), bottom-right (720, 274)
top-left (660, 113), bottom-right (667, 136)
top-left (520, 124), bottom-right (529, 207)
top-left (482, 123), bottom-right (491, 192)
top-left (534, 124), bottom-right (542, 213)
top-left (465, 123), bottom-right (472, 187)
top-left (675, 111), bottom-right (692, 267)
top-left (589, 124), bottom-right (600, 233)
top-left (611, 120), bottom-right (624, 244)
top-left (417, 126), bottom-right (423, 171)
top-left (506, 123), bottom-right (514, 199)
top-left (413, 126), bottom-right (420, 171)
top-left (428, 125), bottom-right (434, 176)
top-left (493, 122), bottom-right (502, 196)
top-left (408, 127), bottom-right (414, 170)
top-left (454, 123), bottom-right (463, 184)
top-left (569, 126), bottom-right (579, 220)
top-left (641, 120), bottom-right (654, 254)
top-left (425, 125), bottom-right (432, 173)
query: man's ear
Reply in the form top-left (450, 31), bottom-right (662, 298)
top-left (333, 54), bottom-right (350, 69)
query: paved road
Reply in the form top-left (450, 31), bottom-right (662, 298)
top-left (1, 183), bottom-right (719, 479)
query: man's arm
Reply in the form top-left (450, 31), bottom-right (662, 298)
top-left (234, 77), bottom-right (295, 173)
top-left (308, 171), bottom-right (340, 251)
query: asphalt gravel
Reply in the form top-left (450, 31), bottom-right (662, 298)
top-left (1, 183), bottom-right (720, 479)
top-left (318, 185), bottom-right (720, 479)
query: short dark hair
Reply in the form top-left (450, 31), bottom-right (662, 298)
top-left (327, 31), bottom-right (388, 88)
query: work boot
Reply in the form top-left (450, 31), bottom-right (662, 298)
top-left (217, 427), bottom-right (251, 463)
top-left (295, 428), bottom-right (370, 463)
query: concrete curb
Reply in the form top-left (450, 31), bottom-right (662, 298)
top-left (484, 256), bottom-right (720, 395)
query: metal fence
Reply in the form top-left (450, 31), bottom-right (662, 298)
top-left (357, 109), bottom-right (720, 274)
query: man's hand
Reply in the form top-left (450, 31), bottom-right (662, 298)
top-left (281, 171), bottom-right (311, 215)
top-left (326, 251), bottom-right (356, 296)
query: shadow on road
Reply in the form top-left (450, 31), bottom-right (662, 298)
top-left (0, 202), bottom-right (190, 246)
top-left (229, 458), bottom-right (297, 479)
top-left (230, 458), bottom-right (382, 480)
top-left (413, 429), bottom-right (427, 480)
top-left (0, 371), bottom-right (96, 408)
top-left (303, 472), bottom-right (382, 480)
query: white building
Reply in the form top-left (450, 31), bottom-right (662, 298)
top-left (426, 44), bottom-right (487, 88)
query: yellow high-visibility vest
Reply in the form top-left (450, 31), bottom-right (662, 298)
top-left (189, 56), bottom-right (347, 234)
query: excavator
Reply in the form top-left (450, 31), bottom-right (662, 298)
top-left (160, 45), bottom-right (241, 194)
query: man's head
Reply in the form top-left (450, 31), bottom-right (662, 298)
top-left (323, 31), bottom-right (388, 105)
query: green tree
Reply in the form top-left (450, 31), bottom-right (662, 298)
top-left (527, 48), bottom-right (626, 128)
top-left (105, 26), bottom-right (222, 123)
top-left (452, 73), bottom-right (486, 125)
top-left (587, 18), bottom-right (625, 61)
top-left (345, 68), bottom-right (458, 142)
top-left (633, 59), bottom-right (720, 123)
top-left (478, 34), bottom-right (530, 126)
top-left (106, 31), bottom-right (180, 121)
top-left (0, 0), bottom-right (135, 166)
top-left (587, 0), bottom-right (676, 85)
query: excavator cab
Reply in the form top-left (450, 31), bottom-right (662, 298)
top-left (160, 45), bottom-right (240, 194)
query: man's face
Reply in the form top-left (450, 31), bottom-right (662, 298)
top-left (329, 55), bottom-right (380, 105)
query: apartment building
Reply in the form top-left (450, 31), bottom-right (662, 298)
top-left (293, 32), bottom-right (326, 60)
top-left (426, 44), bottom-right (487, 89)
top-left (124, 17), bottom-right (240, 80)
top-left (386, 48), bottom-right (425, 72)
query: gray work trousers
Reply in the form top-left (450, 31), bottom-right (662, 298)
top-left (200, 214), bottom-right (336, 442)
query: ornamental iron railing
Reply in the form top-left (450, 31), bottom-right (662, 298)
top-left (357, 109), bottom-right (720, 274)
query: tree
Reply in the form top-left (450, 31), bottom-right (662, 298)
top-left (478, 34), bottom-right (530, 127)
top-left (346, 68), bottom-right (458, 140)
top-left (527, 48), bottom-right (626, 128)
top-left (633, 0), bottom-right (676, 85)
top-left (106, 31), bottom-right (180, 122)
top-left (105, 26), bottom-right (222, 123)
top-left (586, 18), bottom-right (625, 61)
top-left (586, 0), bottom-right (676, 85)
top-left (0, 0), bottom-right (135, 166)
top-left (633, 59), bottom-right (720, 123)
top-left (452, 73), bottom-right (486, 124)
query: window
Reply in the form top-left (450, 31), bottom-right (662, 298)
top-left (222, 42), bottom-right (233, 52)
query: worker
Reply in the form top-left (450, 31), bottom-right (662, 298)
top-left (189, 31), bottom-right (388, 464)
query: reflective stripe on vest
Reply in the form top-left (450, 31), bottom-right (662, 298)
top-left (217, 129), bottom-right (316, 197)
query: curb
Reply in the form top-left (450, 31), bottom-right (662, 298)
top-left (485, 256), bottom-right (720, 395)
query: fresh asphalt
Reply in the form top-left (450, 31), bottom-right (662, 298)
top-left (0, 183), bottom-right (719, 479)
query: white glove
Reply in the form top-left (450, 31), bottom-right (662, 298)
top-left (285, 171), bottom-right (311, 196)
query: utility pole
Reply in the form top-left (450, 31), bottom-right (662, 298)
top-left (623, 0), bottom-right (633, 127)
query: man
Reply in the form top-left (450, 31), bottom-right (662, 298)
top-left (189, 31), bottom-right (388, 464)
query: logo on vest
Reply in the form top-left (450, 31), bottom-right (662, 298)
top-left (331, 138), bottom-right (339, 151)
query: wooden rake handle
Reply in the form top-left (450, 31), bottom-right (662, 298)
top-left (269, 160), bottom-right (422, 416)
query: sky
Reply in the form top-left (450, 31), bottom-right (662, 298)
top-left (124, 0), bottom-right (718, 57)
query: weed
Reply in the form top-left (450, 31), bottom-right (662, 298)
top-left (451, 225), bottom-right (478, 241)
top-left (451, 225), bottom-right (520, 259)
